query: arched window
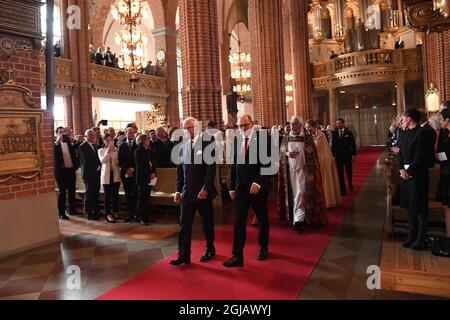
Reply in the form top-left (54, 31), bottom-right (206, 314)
top-left (40, 3), bottom-right (62, 45)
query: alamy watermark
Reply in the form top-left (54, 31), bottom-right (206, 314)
top-left (170, 121), bottom-right (280, 176)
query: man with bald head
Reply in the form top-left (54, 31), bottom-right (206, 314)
top-left (170, 117), bottom-right (217, 265)
top-left (79, 129), bottom-right (102, 220)
top-left (224, 115), bottom-right (271, 268)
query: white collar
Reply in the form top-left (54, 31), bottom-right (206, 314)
top-left (191, 134), bottom-right (201, 146)
top-left (241, 128), bottom-right (254, 140)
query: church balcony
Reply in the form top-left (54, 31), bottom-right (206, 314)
top-left (39, 57), bottom-right (168, 105)
top-left (312, 48), bottom-right (423, 91)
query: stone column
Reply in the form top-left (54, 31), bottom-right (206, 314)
top-left (152, 27), bottom-right (180, 127)
top-left (288, 0), bottom-right (313, 121)
top-left (248, 0), bottom-right (286, 127)
top-left (178, 0), bottom-right (222, 127)
top-left (329, 87), bottom-right (337, 126)
top-left (396, 80), bottom-right (405, 114)
top-left (67, 0), bottom-right (92, 134)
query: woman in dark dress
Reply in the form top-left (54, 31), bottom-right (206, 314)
top-left (436, 108), bottom-right (450, 238)
top-left (134, 134), bottom-right (157, 226)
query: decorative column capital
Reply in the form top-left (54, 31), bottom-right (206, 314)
top-left (152, 27), bottom-right (178, 39)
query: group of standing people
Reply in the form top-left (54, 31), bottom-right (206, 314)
top-left (170, 114), bottom-right (357, 268)
top-left (390, 103), bottom-right (450, 251)
top-left (54, 123), bottom-right (175, 225)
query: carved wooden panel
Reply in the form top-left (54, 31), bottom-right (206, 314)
top-left (405, 0), bottom-right (450, 32)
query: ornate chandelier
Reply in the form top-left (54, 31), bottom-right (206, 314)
top-left (230, 44), bottom-right (251, 103)
top-left (285, 73), bottom-right (294, 105)
top-left (111, 0), bottom-right (149, 25)
top-left (111, 0), bottom-right (150, 88)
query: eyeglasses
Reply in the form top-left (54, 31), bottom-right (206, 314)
top-left (238, 123), bottom-right (251, 129)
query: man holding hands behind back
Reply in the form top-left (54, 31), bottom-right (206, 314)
top-left (170, 117), bottom-right (217, 265)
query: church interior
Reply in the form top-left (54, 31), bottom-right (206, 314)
top-left (0, 0), bottom-right (449, 301)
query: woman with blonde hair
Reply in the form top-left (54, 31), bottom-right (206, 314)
top-left (98, 133), bottom-right (121, 223)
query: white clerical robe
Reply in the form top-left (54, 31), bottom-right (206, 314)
top-left (286, 132), bottom-right (306, 223)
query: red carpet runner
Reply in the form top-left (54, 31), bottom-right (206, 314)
top-left (98, 147), bottom-right (384, 300)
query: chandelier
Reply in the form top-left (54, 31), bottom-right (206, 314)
top-left (111, 0), bottom-right (150, 88)
top-left (111, 0), bottom-right (149, 25)
top-left (285, 73), bottom-right (294, 105)
top-left (230, 44), bottom-right (251, 103)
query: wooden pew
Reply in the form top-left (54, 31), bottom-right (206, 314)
top-left (385, 152), bottom-right (446, 236)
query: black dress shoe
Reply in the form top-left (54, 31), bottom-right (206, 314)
top-left (291, 222), bottom-right (305, 232)
top-left (69, 210), bottom-right (82, 216)
top-left (257, 249), bottom-right (268, 261)
top-left (124, 216), bottom-right (136, 223)
top-left (59, 214), bottom-right (70, 220)
top-left (86, 214), bottom-right (100, 221)
top-left (200, 250), bottom-right (216, 262)
top-left (169, 256), bottom-right (191, 265)
top-left (403, 236), bottom-right (417, 248)
top-left (106, 215), bottom-right (116, 223)
top-left (411, 238), bottom-right (426, 250)
top-left (139, 220), bottom-right (148, 226)
top-left (223, 256), bottom-right (243, 268)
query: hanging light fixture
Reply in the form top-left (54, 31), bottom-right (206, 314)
top-left (285, 73), bottom-right (294, 105)
top-left (111, 0), bottom-right (150, 88)
top-left (229, 9), bottom-right (251, 103)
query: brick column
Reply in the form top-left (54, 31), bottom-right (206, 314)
top-left (288, 0), bottom-right (313, 121)
top-left (68, 0), bottom-right (92, 134)
top-left (423, 31), bottom-right (450, 100)
top-left (152, 27), bottom-right (180, 127)
top-left (248, 0), bottom-right (286, 127)
top-left (178, 0), bottom-right (222, 127)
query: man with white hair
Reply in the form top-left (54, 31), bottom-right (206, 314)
top-left (79, 129), bottom-right (102, 220)
top-left (170, 117), bottom-right (217, 265)
top-left (278, 116), bottom-right (327, 230)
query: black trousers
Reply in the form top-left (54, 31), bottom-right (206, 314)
top-left (336, 156), bottom-right (353, 193)
top-left (405, 169), bottom-right (429, 241)
top-left (103, 171), bottom-right (120, 214)
top-left (121, 174), bottom-right (137, 219)
top-left (178, 198), bottom-right (215, 258)
top-left (232, 184), bottom-right (269, 258)
top-left (84, 173), bottom-right (100, 216)
top-left (136, 183), bottom-right (151, 222)
top-left (55, 168), bottom-right (76, 215)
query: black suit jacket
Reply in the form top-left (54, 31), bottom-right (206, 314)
top-left (79, 142), bottom-right (101, 181)
top-left (54, 139), bottom-right (79, 175)
top-left (176, 135), bottom-right (217, 202)
top-left (229, 130), bottom-right (271, 195)
top-left (421, 123), bottom-right (437, 168)
top-left (152, 139), bottom-right (174, 168)
top-left (332, 128), bottom-right (356, 159)
top-left (118, 140), bottom-right (138, 175)
top-left (134, 146), bottom-right (156, 185)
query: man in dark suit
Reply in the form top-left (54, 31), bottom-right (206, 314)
top-left (332, 118), bottom-right (356, 196)
top-left (419, 109), bottom-right (437, 168)
top-left (170, 117), bottom-right (217, 265)
top-left (397, 108), bottom-right (431, 250)
top-left (152, 127), bottom-right (174, 168)
top-left (54, 127), bottom-right (79, 219)
top-left (79, 129), bottom-right (102, 220)
top-left (224, 115), bottom-right (271, 268)
top-left (119, 126), bottom-right (138, 222)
